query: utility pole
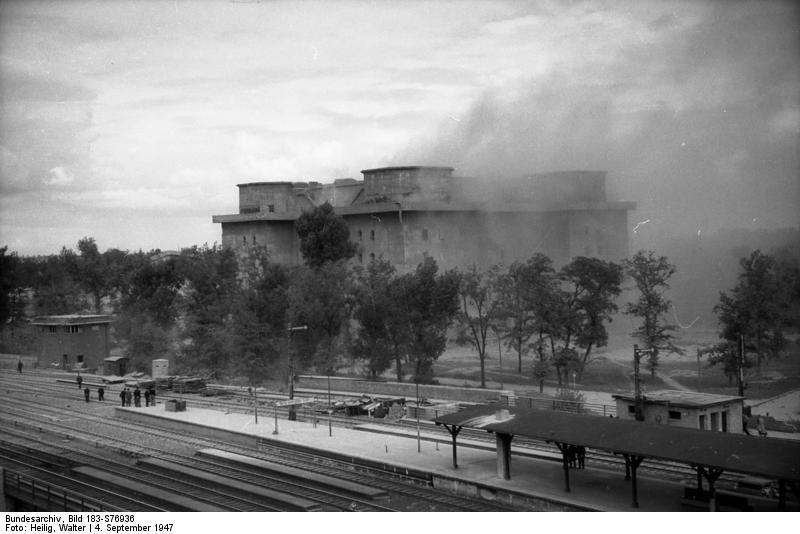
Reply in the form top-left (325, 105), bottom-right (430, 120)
top-left (737, 335), bottom-right (745, 397)
top-left (286, 324), bottom-right (308, 421)
top-left (633, 345), bottom-right (652, 422)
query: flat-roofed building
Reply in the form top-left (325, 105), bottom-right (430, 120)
top-left (212, 166), bottom-right (636, 272)
top-left (612, 390), bottom-right (745, 433)
top-left (31, 315), bottom-right (112, 371)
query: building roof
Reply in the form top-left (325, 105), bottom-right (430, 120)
top-left (435, 404), bottom-right (800, 482)
top-left (612, 390), bottom-right (745, 408)
top-left (213, 199), bottom-right (637, 224)
top-left (104, 356), bottom-right (129, 362)
top-left (360, 165), bottom-right (455, 174)
top-left (32, 315), bottom-right (113, 326)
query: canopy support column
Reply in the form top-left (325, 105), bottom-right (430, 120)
top-left (439, 423), bottom-right (462, 469)
top-left (698, 466), bottom-right (723, 512)
top-left (623, 454), bottom-right (644, 508)
top-left (496, 433), bottom-right (513, 480)
top-left (553, 442), bottom-right (571, 492)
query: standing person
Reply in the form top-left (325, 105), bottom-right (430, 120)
top-left (567, 445), bottom-right (576, 468)
top-left (98, 386), bottom-right (105, 402)
top-left (83, 387), bottom-right (90, 402)
top-left (577, 446), bottom-right (586, 469)
top-left (133, 387), bottom-right (141, 407)
top-left (144, 388), bottom-right (150, 407)
top-left (17, 360), bottom-right (23, 374)
top-left (119, 388), bottom-right (126, 406)
top-left (76, 373), bottom-right (83, 390)
top-left (125, 387), bottom-right (132, 407)
top-left (149, 386), bottom-right (156, 406)
top-left (756, 415), bottom-right (768, 437)
top-left (742, 414), bottom-right (751, 436)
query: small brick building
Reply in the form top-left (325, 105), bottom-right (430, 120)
top-left (612, 390), bottom-right (745, 434)
top-left (31, 315), bottom-right (112, 371)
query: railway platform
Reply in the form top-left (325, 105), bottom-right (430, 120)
top-left (114, 404), bottom-right (797, 512)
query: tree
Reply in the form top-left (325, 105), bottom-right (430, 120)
top-left (352, 258), bottom-right (397, 378)
top-left (714, 250), bottom-right (789, 374)
top-left (701, 341), bottom-right (753, 390)
top-left (295, 202), bottom-right (358, 268)
top-left (623, 250), bottom-right (683, 379)
top-left (398, 256), bottom-right (460, 383)
top-left (559, 256), bottom-right (623, 380)
top-left (454, 265), bottom-right (500, 388)
top-left (493, 259), bottom-right (539, 374)
top-left (287, 261), bottom-right (352, 375)
top-left (179, 244), bottom-right (240, 377)
top-left (71, 237), bottom-right (115, 314)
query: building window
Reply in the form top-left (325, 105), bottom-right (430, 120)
top-left (369, 253), bottom-right (375, 262)
top-left (358, 252), bottom-right (363, 263)
top-left (252, 235), bottom-right (257, 244)
top-left (268, 204), bottom-right (275, 213)
top-left (92, 325), bottom-right (100, 331)
top-left (370, 229), bottom-right (375, 241)
top-left (422, 228), bottom-right (429, 241)
top-left (242, 235), bottom-right (246, 244)
top-left (627, 405), bottom-right (636, 414)
top-left (358, 229), bottom-right (363, 241)
top-left (668, 410), bottom-right (681, 420)
top-left (48, 326), bottom-right (58, 333)
top-left (64, 325), bottom-right (81, 334)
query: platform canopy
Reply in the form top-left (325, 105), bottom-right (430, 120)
top-left (435, 404), bottom-right (800, 482)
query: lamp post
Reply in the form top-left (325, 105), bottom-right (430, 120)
top-left (286, 324), bottom-right (308, 421)
top-left (327, 372), bottom-right (332, 437)
top-left (416, 381), bottom-right (421, 453)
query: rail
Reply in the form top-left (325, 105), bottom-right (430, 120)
top-left (509, 394), bottom-right (617, 417)
top-left (3, 468), bottom-right (110, 512)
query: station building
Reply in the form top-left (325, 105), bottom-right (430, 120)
top-left (31, 314), bottom-right (112, 371)
top-left (612, 390), bottom-right (745, 433)
top-left (212, 166), bottom-right (636, 271)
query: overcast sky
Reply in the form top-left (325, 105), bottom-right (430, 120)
top-left (1, 0), bottom-right (798, 256)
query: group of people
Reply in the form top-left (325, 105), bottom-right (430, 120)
top-left (567, 444), bottom-right (587, 469)
top-left (119, 386), bottom-right (156, 407)
top-left (83, 386), bottom-right (105, 402)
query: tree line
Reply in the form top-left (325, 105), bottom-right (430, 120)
top-left (1, 203), bottom-right (797, 390)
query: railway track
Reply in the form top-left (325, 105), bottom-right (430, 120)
top-left (1, 374), bottom-right (525, 511)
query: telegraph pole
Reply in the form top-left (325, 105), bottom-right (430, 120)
top-left (633, 345), bottom-right (652, 422)
top-left (737, 335), bottom-right (745, 397)
top-left (286, 324), bottom-right (308, 421)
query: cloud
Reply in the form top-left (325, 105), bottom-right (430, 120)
top-left (45, 166), bottom-right (75, 186)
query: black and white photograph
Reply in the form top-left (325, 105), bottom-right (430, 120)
top-left (1, 0), bottom-right (798, 524)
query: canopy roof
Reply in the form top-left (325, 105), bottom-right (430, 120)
top-left (435, 404), bottom-right (800, 482)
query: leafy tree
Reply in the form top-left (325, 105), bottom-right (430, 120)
top-left (454, 265), bottom-right (500, 388)
top-left (0, 247), bottom-right (25, 326)
top-left (115, 252), bottom-right (184, 366)
top-left (623, 250), bottom-right (683, 379)
top-left (352, 258), bottom-right (397, 378)
top-left (231, 253), bottom-right (292, 390)
top-left (179, 244), bottom-right (240, 377)
top-left (714, 250), bottom-right (789, 374)
top-left (287, 261), bottom-right (352, 375)
top-left (493, 261), bottom-right (534, 375)
top-left (559, 256), bottom-right (623, 380)
top-left (29, 248), bottom-right (86, 315)
top-left (398, 256), bottom-right (460, 383)
top-left (701, 341), bottom-right (753, 390)
top-left (295, 202), bottom-right (358, 268)
top-left (71, 237), bottom-right (115, 314)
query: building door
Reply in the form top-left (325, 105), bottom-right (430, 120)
top-left (721, 411), bottom-right (728, 432)
top-left (62, 354), bottom-right (69, 369)
top-left (699, 414), bottom-right (706, 430)
top-left (711, 412), bottom-right (719, 431)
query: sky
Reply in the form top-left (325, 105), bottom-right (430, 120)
top-left (0, 0), bottom-right (798, 256)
